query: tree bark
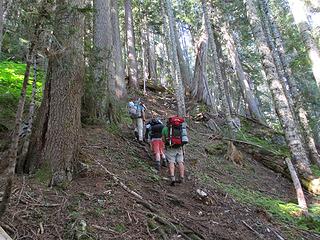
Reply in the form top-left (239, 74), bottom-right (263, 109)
top-left (92, 0), bottom-right (109, 117)
top-left (0, 0), bottom-right (3, 53)
top-left (285, 157), bottom-right (308, 215)
top-left (125, 0), bottom-right (139, 89)
top-left (111, 0), bottom-right (127, 99)
top-left (164, 0), bottom-right (186, 117)
top-left (27, 0), bottom-right (85, 186)
top-left (0, 54), bottom-right (33, 217)
top-left (221, 21), bottom-right (263, 122)
top-left (140, 14), bottom-right (148, 93)
top-left (201, 0), bottom-right (235, 135)
top-left (146, 27), bottom-right (157, 85)
top-left (260, 0), bottom-right (320, 167)
top-left (175, 27), bottom-right (191, 90)
top-left (192, 31), bottom-right (216, 113)
top-left (16, 57), bottom-right (38, 173)
top-left (287, 0), bottom-right (320, 90)
top-left (244, 0), bottom-right (313, 177)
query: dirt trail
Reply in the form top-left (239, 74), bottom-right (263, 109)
top-left (1, 93), bottom-right (320, 240)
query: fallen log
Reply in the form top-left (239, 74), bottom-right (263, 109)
top-left (231, 140), bottom-right (320, 194)
top-left (139, 81), bottom-right (167, 92)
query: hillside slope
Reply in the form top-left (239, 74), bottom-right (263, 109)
top-left (1, 93), bottom-right (320, 240)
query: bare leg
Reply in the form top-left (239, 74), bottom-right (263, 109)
top-left (178, 162), bottom-right (185, 178)
top-left (169, 162), bottom-right (175, 181)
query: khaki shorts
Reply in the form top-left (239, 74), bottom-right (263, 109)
top-left (166, 147), bottom-right (184, 163)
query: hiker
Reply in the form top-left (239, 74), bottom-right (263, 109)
top-left (128, 99), bottom-right (146, 142)
top-left (162, 116), bottom-right (189, 186)
top-left (145, 118), bottom-right (167, 171)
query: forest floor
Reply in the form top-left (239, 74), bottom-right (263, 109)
top-left (1, 92), bottom-right (320, 240)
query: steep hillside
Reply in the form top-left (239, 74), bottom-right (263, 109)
top-left (1, 93), bottom-right (320, 240)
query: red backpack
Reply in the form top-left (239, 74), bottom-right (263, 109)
top-left (167, 116), bottom-right (188, 147)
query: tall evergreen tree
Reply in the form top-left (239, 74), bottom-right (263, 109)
top-left (125, 0), bottom-right (139, 89)
top-left (0, 0), bottom-right (3, 52)
top-left (260, 0), bottom-right (320, 167)
top-left (201, 0), bottom-right (235, 134)
top-left (164, 0), bottom-right (186, 116)
top-left (244, 0), bottom-right (313, 177)
top-left (287, 0), bottom-right (320, 89)
top-left (220, 19), bottom-right (263, 122)
top-left (111, 0), bottom-right (127, 99)
top-left (27, 0), bottom-right (85, 186)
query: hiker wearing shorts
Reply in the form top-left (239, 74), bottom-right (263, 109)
top-left (162, 116), bottom-right (188, 186)
top-left (145, 118), bottom-right (167, 171)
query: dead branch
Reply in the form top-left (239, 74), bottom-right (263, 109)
top-left (242, 220), bottom-right (263, 239)
top-left (92, 224), bottom-right (118, 234)
top-left (285, 158), bottom-right (308, 215)
top-left (95, 161), bottom-right (143, 200)
top-left (0, 226), bottom-right (13, 240)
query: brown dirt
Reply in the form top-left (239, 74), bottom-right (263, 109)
top-left (1, 93), bottom-right (320, 240)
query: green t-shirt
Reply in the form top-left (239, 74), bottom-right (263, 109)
top-left (162, 126), bottom-right (168, 138)
top-left (162, 126), bottom-right (169, 145)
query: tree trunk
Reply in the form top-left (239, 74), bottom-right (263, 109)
top-left (192, 31), bottom-right (216, 112)
top-left (27, 0), bottom-right (85, 186)
top-left (146, 27), bottom-right (157, 85)
top-left (125, 0), bottom-right (139, 89)
top-left (140, 14), bottom-right (148, 94)
top-left (164, 0), bottom-right (186, 116)
top-left (260, 0), bottom-right (320, 167)
top-left (92, 0), bottom-right (110, 117)
top-left (238, 143), bottom-right (320, 194)
top-left (16, 57), bottom-right (37, 173)
top-left (201, 0), bottom-right (235, 135)
top-left (111, 0), bottom-right (127, 99)
top-left (161, 2), bottom-right (173, 87)
top-left (0, 0), bottom-right (3, 52)
top-left (287, 0), bottom-right (320, 89)
top-left (0, 54), bottom-right (33, 217)
top-left (244, 0), bottom-right (313, 177)
top-left (285, 158), bottom-right (308, 215)
top-left (221, 21), bottom-right (263, 122)
top-left (175, 27), bottom-right (191, 90)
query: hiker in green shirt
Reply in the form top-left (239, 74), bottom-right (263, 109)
top-left (162, 121), bottom-right (186, 186)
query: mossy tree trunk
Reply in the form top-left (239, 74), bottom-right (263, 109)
top-left (26, 0), bottom-right (85, 186)
top-left (260, 0), bottom-right (320, 167)
top-left (244, 0), bottom-right (313, 178)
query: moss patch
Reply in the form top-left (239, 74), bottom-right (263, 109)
top-left (201, 173), bottom-right (320, 233)
top-left (205, 143), bottom-right (227, 155)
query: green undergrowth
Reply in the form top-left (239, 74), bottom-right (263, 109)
top-left (201, 173), bottom-right (320, 233)
top-left (0, 61), bottom-right (43, 128)
top-left (311, 165), bottom-right (320, 177)
top-left (236, 118), bottom-right (289, 157)
top-left (34, 163), bottom-right (51, 185)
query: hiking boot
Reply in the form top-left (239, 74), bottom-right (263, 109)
top-left (177, 177), bottom-right (185, 184)
top-left (162, 159), bottom-right (167, 167)
top-left (169, 176), bottom-right (175, 186)
top-left (170, 181), bottom-right (176, 186)
top-left (155, 162), bottom-right (160, 172)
